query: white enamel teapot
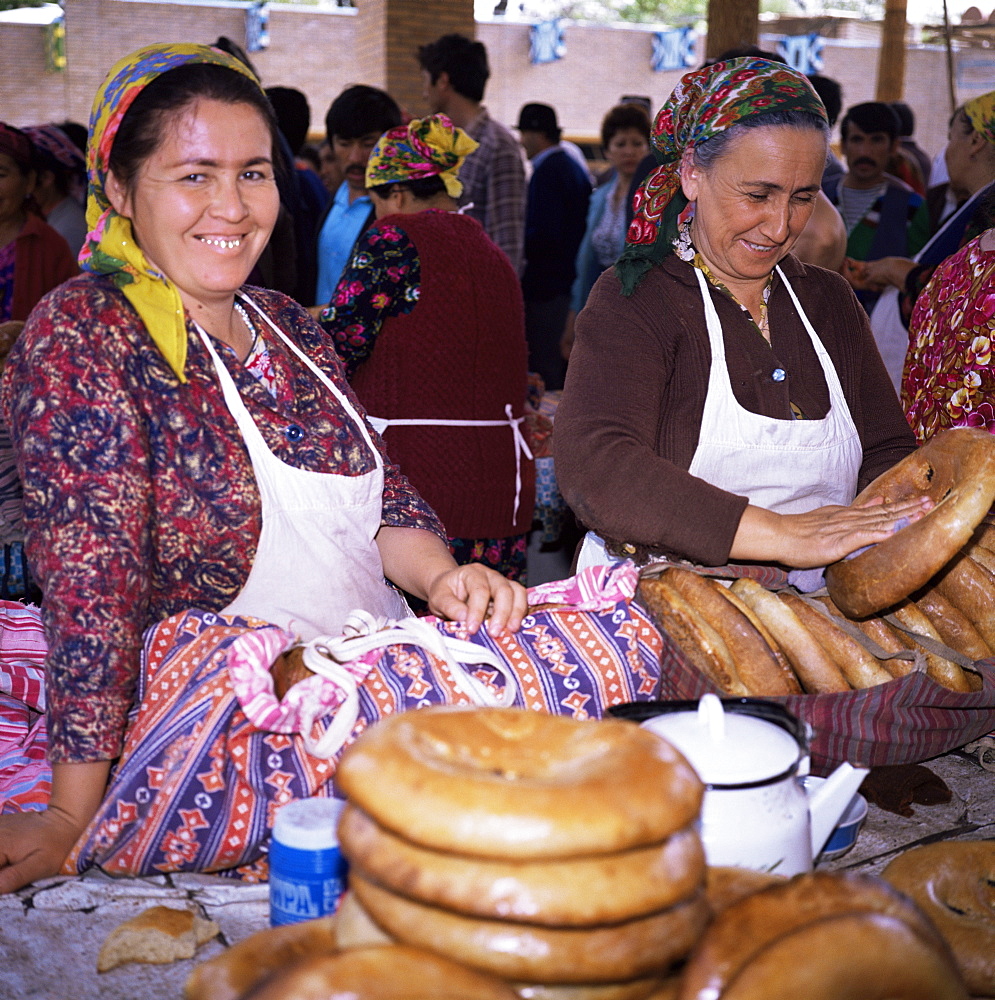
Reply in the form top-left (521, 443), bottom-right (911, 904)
top-left (638, 694), bottom-right (869, 876)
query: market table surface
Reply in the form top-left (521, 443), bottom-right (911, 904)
top-left (1, 743), bottom-right (992, 1000)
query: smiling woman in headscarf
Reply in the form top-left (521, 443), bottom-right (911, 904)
top-left (0, 45), bottom-right (525, 894)
top-left (555, 57), bottom-right (927, 579)
top-left (318, 114), bottom-right (535, 584)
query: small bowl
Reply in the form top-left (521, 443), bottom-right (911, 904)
top-left (803, 776), bottom-right (869, 863)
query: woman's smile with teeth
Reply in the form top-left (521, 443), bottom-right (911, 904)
top-left (198, 236), bottom-right (242, 248)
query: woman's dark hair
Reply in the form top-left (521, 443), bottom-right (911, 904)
top-left (600, 103), bottom-right (651, 150)
top-left (692, 109), bottom-right (828, 172)
top-left (108, 62), bottom-right (282, 192)
top-left (368, 175), bottom-right (447, 201)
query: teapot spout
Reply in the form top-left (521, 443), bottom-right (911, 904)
top-left (808, 762), bottom-right (870, 859)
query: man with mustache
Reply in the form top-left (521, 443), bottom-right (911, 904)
top-left (313, 85), bottom-right (402, 307)
top-left (830, 101), bottom-right (930, 312)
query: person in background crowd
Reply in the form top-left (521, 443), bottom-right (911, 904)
top-left (21, 125), bottom-right (87, 258)
top-left (831, 101), bottom-right (929, 311)
top-left (555, 58), bottom-right (924, 578)
top-left (517, 102), bottom-right (591, 392)
top-left (808, 73), bottom-right (844, 196)
top-left (902, 228), bottom-right (995, 443)
top-left (418, 33), bottom-right (527, 275)
top-left (562, 102), bottom-right (650, 359)
top-left (891, 100), bottom-right (931, 193)
top-left (313, 85), bottom-right (401, 308)
top-left (55, 120), bottom-right (88, 155)
top-left (850, 91), bottom-right (995, 390)
top-left (266, 85), bottom-right (330, 305)
top-left (319, 115), bottom-right (534, 582)
top-left (317, 138), bottom-right (342, 196)
top-left (0, 43), bottom-right (525, 895)
top-left (0, 123), bottom-right (77, 335)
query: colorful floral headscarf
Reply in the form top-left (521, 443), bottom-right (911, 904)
top-left (23, 124), bottom-right (87, 204)
top-left (964, 90), bottom-right (995, 146)
top-left (615, 57), bottom-right (827, 296)
top-left (364, 114), bottom-right (479, 199)
top-left (80, 43), bottom-right (260, 382)
top-left (0, 123), bottom-right (35, 173)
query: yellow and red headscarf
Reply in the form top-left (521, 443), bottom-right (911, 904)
top-left (364, 114), bottom-right (478, 199)
top-left (964, 90), bottom-right (995, 147)
top-left (80, 43), bottom-right (261, 381)
top-left (616, 57), bottom-right (827, 295)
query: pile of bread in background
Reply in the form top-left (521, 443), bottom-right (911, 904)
top-left (638, 428), bottom-right (995, 698)
top-left (180, 706), bottom-right (993, 1000)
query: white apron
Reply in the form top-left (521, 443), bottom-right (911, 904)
top-left (198, 294), bottom-right (409, 641)
top-left (577, 265), bottom-right (862, 571)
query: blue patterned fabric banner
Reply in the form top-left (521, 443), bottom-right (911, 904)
top-left (246, 2), bottom-right (270, 53)
top-left (651, 27), bottom-right (696, 73)
top-left (530, 19), bottom-right (566, 65)
top-left (776, 33), bottom-right (824, 75)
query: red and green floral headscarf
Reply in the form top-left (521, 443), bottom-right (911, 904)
top-left (616, 57), bottom-right (827, 295)
top-left (80, 43), bottom-right (260, 381)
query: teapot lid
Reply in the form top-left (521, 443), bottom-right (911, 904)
top-left (640, 694), bottom-right (803, 786)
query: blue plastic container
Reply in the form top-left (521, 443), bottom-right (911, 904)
top-left (269, 798), bottom-right (348, 927)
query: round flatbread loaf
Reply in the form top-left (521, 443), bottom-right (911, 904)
top-left (336, 707), bottom-right (703, 859)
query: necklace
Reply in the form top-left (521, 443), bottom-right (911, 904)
top-left (233, 299), bottom-right (260, 357)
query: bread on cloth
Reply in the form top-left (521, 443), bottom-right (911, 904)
top-left (882, 840), bottom-right (995, 997)
top-left (98, 904), bottom-right (218, 973)
top-left (675, 870), bottom-right (968, 999)
top-left (826, 427), bottom-right (995, 618)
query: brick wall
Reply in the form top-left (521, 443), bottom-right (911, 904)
top-left (0, 0), bottom-right (989, 168)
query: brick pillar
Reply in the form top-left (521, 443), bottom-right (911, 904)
top-left (356, 0), bottom-right (475, 116)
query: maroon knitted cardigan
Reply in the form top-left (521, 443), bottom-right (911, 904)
top-left (350, 210), bottom-right (534, 539)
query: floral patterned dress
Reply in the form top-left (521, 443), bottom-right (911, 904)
top-left (902, 233), bottom-right (995, 444)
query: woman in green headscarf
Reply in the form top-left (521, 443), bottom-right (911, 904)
top-left (0, 43), bottom-right (525, 894)
top-left (556, 57), bottom-right (927, 580)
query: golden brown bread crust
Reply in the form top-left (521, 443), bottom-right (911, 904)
top-left (729, 579), bottom-right (849, 694)
top-left (914, 588), bottom-right (993, 664)
top-left (511, 979), bottom-right (671, 1000)
top-left (348, 871), bottom-right (710, 985)
top-left (888, 600), bottom-right (975, 691)
top-left (336, 707), bottom-right (703, 860)
top-left (660, 569), bottom-right (798, 696)
top-left (718, 586), bottom-right (800, 692)
top-left (184, 915), bottom-right (337, 1000)
top-left (882, 840), bottom-right (995, 997)
top-left (777, 591), bottom-right (893, 689)
top-left (703, 867), bottom-right (788, 916)
top-left (637, 577), bottom-right (747, 696)
top-left (338, 804), bottom-right (705, 926)
top-left (270, 646), bottom-right (313, 701)
top-left (826, 427), bottom-right (995, 617)
top-left (99, 905), bottom-right (219, 974)
top-left (676, 871), bottom-right (961, 1000)
top-left (935, 554), bottom-right (995, 652)
top-left (241, 945), bottom-right (522, 1000)
top-left (714, 913), bottom-right (968, 1000)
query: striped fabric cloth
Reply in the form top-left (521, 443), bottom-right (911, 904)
top-left (0, 601), bottom-right (49, 813)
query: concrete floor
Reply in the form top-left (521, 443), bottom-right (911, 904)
top-left (1, 742), bottom-right (992, 1000)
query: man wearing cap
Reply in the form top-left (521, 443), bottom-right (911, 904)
top-left (517, 102), bottom-right (591, 392)
top-left (829, 101), bottom-right (929, 312)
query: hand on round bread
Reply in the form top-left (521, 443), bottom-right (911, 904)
top-left (733, 494), bottom-right (932, 570)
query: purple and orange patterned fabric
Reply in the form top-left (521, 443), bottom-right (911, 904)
top-left (64, 563), bottom-right (663, 878)
top-left (615, 57), bottom-right (826, 295)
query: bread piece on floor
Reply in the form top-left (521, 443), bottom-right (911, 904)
top-left (97, 904), bottom-right (219, 973)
